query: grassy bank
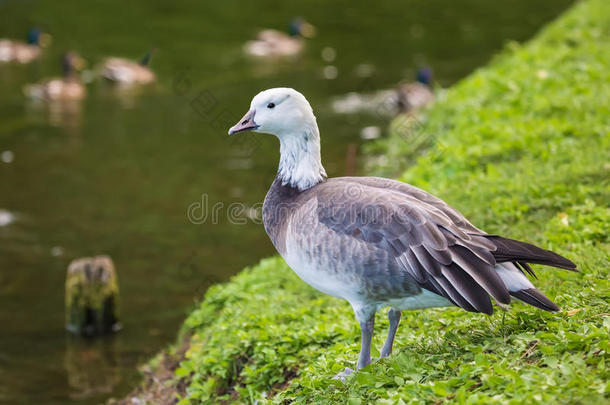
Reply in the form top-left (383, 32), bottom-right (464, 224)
top-left (118, 0), bottom-right (609, 403)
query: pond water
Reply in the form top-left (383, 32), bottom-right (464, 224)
top-left (0, 1), bottom-right (571, 404)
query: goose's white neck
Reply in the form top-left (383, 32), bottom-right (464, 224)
top-left (277, 122), bottom-right (327, 191)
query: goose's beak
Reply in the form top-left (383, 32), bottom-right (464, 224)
top-left (228, 109), bottom-right (258, 135)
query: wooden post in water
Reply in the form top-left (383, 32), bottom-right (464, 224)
top-left (345, 143), bottom-right (358, 176)
top-left (65, 255), bottom-right (121, 336)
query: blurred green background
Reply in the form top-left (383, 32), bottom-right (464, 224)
top-left (0, 1), bottom-right (571, 404)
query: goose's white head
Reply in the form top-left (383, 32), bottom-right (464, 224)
top-left (228, 87), bottom-right (314, 137)
top-left (229, 88), bottom-right (327, 190)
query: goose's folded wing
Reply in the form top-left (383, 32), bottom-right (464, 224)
top-left (336, 176), bottom-right (485, 235)
top-left (316, 179), bottom-right (510, 314)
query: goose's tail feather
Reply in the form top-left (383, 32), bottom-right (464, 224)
top-left (484, 233), bottom-right (578, 312)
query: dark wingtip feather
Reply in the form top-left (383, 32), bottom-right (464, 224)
top-left (486, 235), bottom-right (578, 271)
top-left (510, 288), bottom-right (560, 312)
top-left (440, 264), bottom-right (494, 315)
top-left (451, 246), bottom-right (511, 305)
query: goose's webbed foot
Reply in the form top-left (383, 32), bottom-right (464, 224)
top-left (332, 367), bottom-right (354, 381)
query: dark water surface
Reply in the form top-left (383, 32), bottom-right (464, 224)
top-left (0, 1), bottom-right (571, 403)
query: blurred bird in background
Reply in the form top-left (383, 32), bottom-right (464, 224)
top-left (396, 66), bottom-right (434, 113)
top-left (0, 27), bottom-right (52, 64)
top-left (23, 51), bottom-right (87, 101)
top-left (244, 17), bottom-right (316, 58)
top-left (99, 50), bottom-right (156, 86)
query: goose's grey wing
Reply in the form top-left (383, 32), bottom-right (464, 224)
top-left (336, 176), bottom-right (486, 235)
top-left (317, 178), bottom-right (511, 314)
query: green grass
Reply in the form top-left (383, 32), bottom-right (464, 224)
top-left (125, 0), bottom-right (610, 403)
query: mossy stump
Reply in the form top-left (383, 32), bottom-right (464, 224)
top-left (65, 255), bottom-right (121, 336)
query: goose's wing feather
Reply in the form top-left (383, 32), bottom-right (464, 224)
top-left (316, 177), bottom-right (510, 314)
top-left (337, 176), bottom-right (486, 235)
top-left (343, 177), bottom-right (576, 269)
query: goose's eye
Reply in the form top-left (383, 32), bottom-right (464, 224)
top-left (267, 102), bottom-right (275, 109)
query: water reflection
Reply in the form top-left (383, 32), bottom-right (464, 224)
top-left (0, 208), bottom-right (16, 227)
top-left (1, 150), bottom-right (14, 163)
top-left (25, 98), bottom-right (83, 134)
top-left (96, 83), bottom-right (157, 110)
top-left (65, 337), bottom-right (120, 400)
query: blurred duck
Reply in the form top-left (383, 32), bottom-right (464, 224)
top-left (396, 67), bottom-right (434, 113)
top-left (244, 18), bottom-right (316, 58)
top-left (24, 52), bottom-right (86, 101)
top-left (0, 27), bottom-right (51, 64)
top-left (100, 50), bottom-right (156, 86)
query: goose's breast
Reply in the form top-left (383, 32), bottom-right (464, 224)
top-left (283, 211), bottom-right (422, 304)
top-left (283, 213), bottom-right (370, 301)
top-left (282, 248), bottom-right (357, 300)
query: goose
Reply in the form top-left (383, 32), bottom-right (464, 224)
top-left (23, 52), bottom-right (86, 101)
top-left (99, 50), bottom-right (156, 86)
top-left (228, 88), bottom-right (576, 379)
top-left (244, 18), bottom-right (316, 58)
top-left (0, 27), bottom-right (50, 64)
top-left (331, 68), bottom-right (434, 117)
top-left (396, 67), bottom-right (434, 113)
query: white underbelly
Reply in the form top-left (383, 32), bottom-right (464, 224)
top-left (282, 253), bottom-right (357, 301)
top-left (283, 251), bottom-right (452, 311)
top-left (385, 290), bottom-right (452, 311)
